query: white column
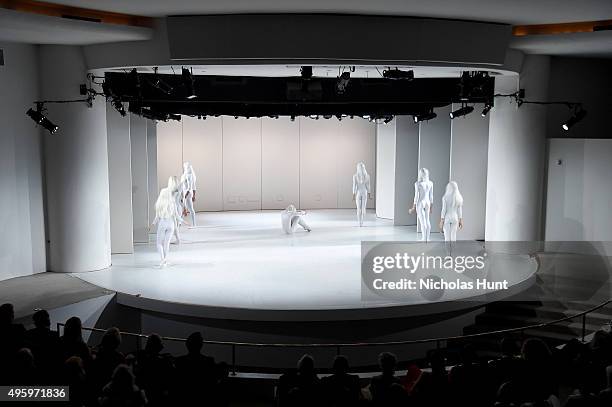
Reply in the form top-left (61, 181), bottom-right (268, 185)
top-left (485, 55), bottom-right (550, 241)
top-left (106, 103), bottom-right (134, 254)
top-left (450, 103), bottom-right (490, 240)
top-left (418, 105), bottom-right (451, 222)
top-left (41, 45), bottom-right (111, 272)
top-left (146, 121), bottom-right (158, 226)
top-left (375, 120), bottom-right (396, 219)
top-left (130, 114), bottom-right (149, 243)
top-left (393, 116), bottom-right (419, 226)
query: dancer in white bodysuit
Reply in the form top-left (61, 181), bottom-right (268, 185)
top-left (181, 162), bottom-right (197, 227)
top-left (281, 205), bottom-right (311, 234)
top-left (439, 181), bottom-right (464, 242)
top-left (167, 176), bottom-right (182, 244)
top-left (352, 162), bottom-right (371, 227)
top-left (152, 187), bottom-right (177, 266)
top-left (409, 168), bottom-right (434, 242)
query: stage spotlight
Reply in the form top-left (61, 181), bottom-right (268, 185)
top-left (182, 67), bottom-right (197, 99)
top-left (450, 105), bottom-right (474, 119)
top-left (336, 71), bottom-right (351, 94)
top-left (290, 115), bottom-right (296, 122)
top-left (323, 115), bottom-right (332, 119)
top-left (413, 110), bottom-right (437, 123)
top-left (151, 77), bottom-right (173, 95)
top-left (562, 108), bottom-right (587, 131)
top-left (300, 66), bottom-right (313, 79)
top-left (128, 68), bottom-right (141, 98)
top-left (26, 105), bottom-right (59, 134)
top-left (481, 103), bottom-right (493, 117)
top-left (382, 68), bottom-right (414, 80)
top-left (383, 115), bottom-right (394, 124)
top-left (111, 98), bottom-right (126, 117)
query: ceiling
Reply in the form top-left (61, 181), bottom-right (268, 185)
top-left (511, 31), bottom-right (612, 59)
top-left (34, 0), bottom-right (612, 25)
top-left (0, 8), bottom-right (151, 45)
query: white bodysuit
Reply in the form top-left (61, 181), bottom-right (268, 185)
top-left (352, 172), bottom-right (371, 227)
top-left (281, 208), bottom-right (311, 234)
top-left (441, 197), bottom-right (463, 242)
top-left (182, 169), bottom-right (197, 227)
top-left (413, 180), bottom-right (434, 242)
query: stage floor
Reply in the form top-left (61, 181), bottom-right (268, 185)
top-left (74, 210), bottom-right (537, 319)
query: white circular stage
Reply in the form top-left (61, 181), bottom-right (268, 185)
top-left (74, 210), bottom-right (538, 320)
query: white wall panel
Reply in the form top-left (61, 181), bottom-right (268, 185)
top-left (375, 121), bottom-right (396, 219)
top-left (183, 116), bottom-right (223, 211)
top-left (222, 118), bottom-right (262, 210)
top-left (106, 104), bottom-right (133, 253)
top-left (450, 103), bottom-right (489, 240)
top-left (261, 117), bottom-right (300, 209)
top-left (299, 119), bottom-right (339, 208)
top-left (545, 139), bottom-right (612, 244)
top-left (336, 118), bottom-right (376, 209)
top-left (130, 114), bottom-right (149, 243)
top-left (156, 120), bottom-right (183, 193)
top-left (419, 105), bottom-right (451, 220)
top-left (393, 116), bottom-right (419, 226)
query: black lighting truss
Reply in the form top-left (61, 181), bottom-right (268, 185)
top-left (103, 71), bottom-right (495, 119)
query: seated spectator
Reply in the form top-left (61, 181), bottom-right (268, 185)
top-left (449, 344), bottom-right (490, 406)
top-left (173, 332), bottom-right (219, 405)
top-left (370, 352), bottom-right (402, 406)
top-left (278, 354), bottom-right (322, 407)
top-left (24, 309), bottom-right (62, 383)
top-left (598, 365), bottom-right (612, 405)
top-left (0, 303), bottom-right (26, 383)
top-left (10, 348), bottom-right (40, 385)
top-left (90, 327), bottom-right (126, 393)
top-left (410, 350), bottom-right (449, 406)
top-left (134, 334), bottom-right (174, 407)
top-left (60, 317), bottom-right (92, 366)
top-left (321, 355), bottom-right (361, 406)
top-left (489, 335), bottom-right (522, 386)
top-left (519, 338), bottom-right (557, 402)
top-left (62, 356), bottom-right (92, 407)
top-left (99, 364), bottom-right (147, 407)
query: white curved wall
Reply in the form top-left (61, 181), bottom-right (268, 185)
top-left (41, 46), bottom-right (111, 272)
top-left (0, 42), bottom-right (46, 281)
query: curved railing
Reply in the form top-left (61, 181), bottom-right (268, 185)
top-left (57, 299), bottom-right (611, 375)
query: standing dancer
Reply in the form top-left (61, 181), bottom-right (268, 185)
top-left (409, 168), bottom-right (434, 242)
top-left (181, 162), bottom-right (197, 227)
top-left (167, 176), bottom-right (182, 244)
top-left (352, 162), bottom-right (371, 227)
top-left (152, 187), bottom-right (177, 267)
top-left (439, 181), bottom-right (464, 242)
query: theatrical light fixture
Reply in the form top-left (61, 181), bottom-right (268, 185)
top-left (562, 108), bottom-right (587, 131)
top-left (26, 104), bottom-right (59, 134)
top-left (413, 110), bottom-right (437, 123)
top-left (450, 105), bottom-right (474, 119)
top-left (112, 98), bottom-right (126, 117)
top-left (151, 77), bottom-right (174, 95)
top-left (481, 103), bottom-right (493, 117)
top-left (182, 67), bottom-right (197, 99)
top-left (140, 108), bottom-right (181, 122)
top-left (382, 68), bottom-right (414, 80)
top-left (128, 68), bottom-right (141, 98)
top-left (336, 71), bottom-right (351, 94)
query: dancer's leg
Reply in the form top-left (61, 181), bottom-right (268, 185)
top-left (297, 216), bottom-right (311, 232)
top-left (162, 220), bottom-right (174, 262)
top-left (357, 192), bottom-right (367, 226)
top-left (416, 204), bottom-right (428, 241)
top-left (449, 222), bottom-right (458, 242)
top-left (422, 203), bottom-right (431, 242)
top-left (172, 218), bottom-right (181, 244)
top-left (156, 222), bottom-right (165, 263)
top-left (185, 192), bottom-right (196, 226)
